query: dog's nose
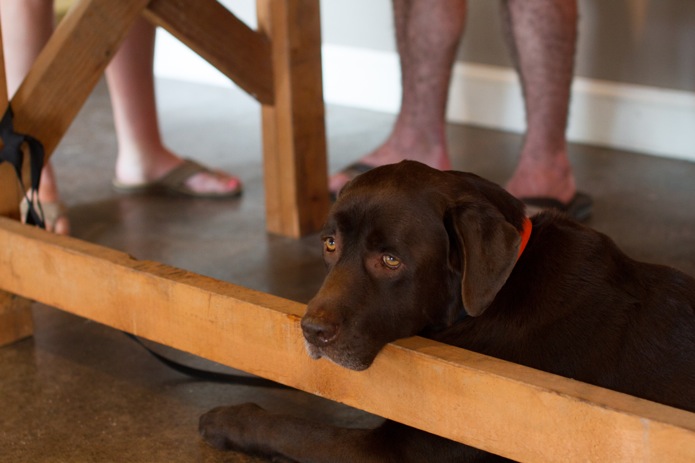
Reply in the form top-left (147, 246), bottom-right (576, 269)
top-left (301, 316), bottom-right (339, 346)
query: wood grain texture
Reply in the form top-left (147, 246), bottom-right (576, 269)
top-left (0, 217), bottom-right (692, 463)
top-left (0, 291), bottom-right (33, 347)
top-left (258, 0), bottom-right (329, 237)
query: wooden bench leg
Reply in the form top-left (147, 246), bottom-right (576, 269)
top-left (0, 292), bottom-right (33, 347)
top-left (0, 163), bottom-right (34, 347)
top-left (148, 0), bottom-right (329, 237)
top-left (1, 0), bottom-right (148, 345)
top-left (257, 0), bottom-right (329, 238)
top-left (0, 23), bottom-right (33, 346)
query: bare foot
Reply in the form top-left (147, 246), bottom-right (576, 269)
top-left (505, 149), bottom-right (576, 204)
top-left (329, 133), bottom-right (451, 194)
top-left (44, 205), bottom-right (70, 235)
top-left (31, 163), bottom-right (70, 235)
top-left (115, 148), bottom-right (242, 196)
top-left (178, 164), bottom-right (242, 195)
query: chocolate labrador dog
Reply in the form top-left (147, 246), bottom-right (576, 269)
top-left (200, 161), bottom-right (695, 462)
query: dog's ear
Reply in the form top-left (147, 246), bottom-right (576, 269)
top-left (447, 202), bottom-right (521, 316)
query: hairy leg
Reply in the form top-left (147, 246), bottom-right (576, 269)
top-left (329, 0), bottom-right (465, 193)
top-left (106, 18), bottom-right (241, 194)
top-left (501, 0), bottom-right (578, 203)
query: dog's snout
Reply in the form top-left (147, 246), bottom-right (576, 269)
top-left (301, 316), bottom-right (339, 346)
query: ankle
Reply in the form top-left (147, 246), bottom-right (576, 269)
top-left (506, 153), bottom-right (576, 202)
top-left (364, 130), bottom-right (450, 169)
top-left (115, 147), bottom-right (182, 184)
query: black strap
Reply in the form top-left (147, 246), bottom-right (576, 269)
top-left (0, 104), bottom-right (46, 228)
top-left (124, 333), bottom-right (290, 388)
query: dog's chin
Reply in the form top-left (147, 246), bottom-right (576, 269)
top-left (304, 340), bottom-right (374, 371)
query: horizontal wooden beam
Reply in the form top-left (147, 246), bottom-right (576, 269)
top-left (0, 217), bottom-right (693, 462)
top-left (144, 0), bottom-right (274, 105)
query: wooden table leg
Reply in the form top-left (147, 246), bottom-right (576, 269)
top-left (23, 0), bottom-right (329, 240)
top-left (1, 0), bottom-right (149, 346)
top-left (0, 291), bottom-right (33, 347)
top-left (148, 0), bottom-right (329, 237)
top-left (0, 161), bottom-right (32, 347)
top-left (0, 19), bottom-right (33, 346)
top-left (258, 0), bottom-right (330, 238)
top-left (0, 164), bottom-right (35, 348)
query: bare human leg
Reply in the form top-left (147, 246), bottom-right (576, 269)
top-left (107, 17), bottom-right (242, 196)
top-left (501, 0), bottom-right (578, 204)
top-left (329, 0), bottom-right (465, 194)
top-left (0, 0), bottom-right (69, 233)
top-left (1, 2), bottom-right (242, 235)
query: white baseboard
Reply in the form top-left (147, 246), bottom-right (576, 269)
top-left (154, 37), bottom-right (695, 163)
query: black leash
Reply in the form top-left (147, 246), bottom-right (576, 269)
top-left (0, 104), bottom-right (46, 228)
top-left (124, 333), bottom-right (290, 388)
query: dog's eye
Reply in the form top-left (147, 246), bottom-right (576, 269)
top-left (382, 254), bottom-right (401, 269)
top-left (324, 237), bottom-right (337, 252)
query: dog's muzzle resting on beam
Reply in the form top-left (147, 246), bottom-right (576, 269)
top-left (201, 161), bottom-right (695, 463)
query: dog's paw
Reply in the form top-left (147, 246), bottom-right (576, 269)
top-left (199, 403), bottom-right (267, 452)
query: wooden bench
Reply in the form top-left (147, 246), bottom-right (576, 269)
top-left (1, 1), bottom-right (693, 461)
top-left (1, 219), bottom-right (694, 462)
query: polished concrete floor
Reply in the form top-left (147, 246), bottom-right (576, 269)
top-left (1, 78), bottom-right (695, 462)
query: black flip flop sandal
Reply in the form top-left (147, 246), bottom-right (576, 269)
top-left (522, 192), bottom-right (593, 222)
top-left (330, 162), bottom-right (377, 201)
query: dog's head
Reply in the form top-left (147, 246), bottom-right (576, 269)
top-left (302, 161), bottom-right (529, 370)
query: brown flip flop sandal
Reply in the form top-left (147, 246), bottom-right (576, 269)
top-left (112, 159), bottom-right (243, 199)
top-left (20, 197), bottom-right (70, 234)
